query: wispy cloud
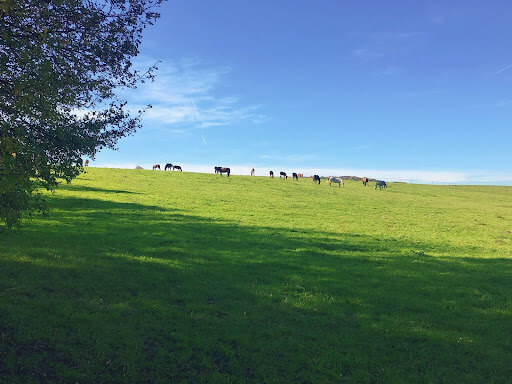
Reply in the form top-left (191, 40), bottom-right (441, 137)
top-left (493, 64), bottom-right (512, 76)
top-left (121, 57), bottom-right (264, 130)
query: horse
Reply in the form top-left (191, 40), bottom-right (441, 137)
top-left (215, 166), bottom-right (230, 177)
top-left (362, 177), bottom-right (369, 186)
top-left (84, 159), bottom-right (89, 167)
top-left (328, 177), bottom-right (344, 188)
top-left (172, 165), bottom-right (182, 171)
top-left (298, 173), bottom-right (303, 178)
top-left (269, 171), bottom-right (274, 178)
top-left (313, 175), bottom-right (321, 184)
top-left (375, 181), bottom-right (387, 190)
top-left (164, 163), bottom-right (173, 171)
top-left (280, 172), bottom-right (287, 179)
top-left (153, 164), bottom-right (160, 170)
top-left (251, 168), bottom-right (255, 176)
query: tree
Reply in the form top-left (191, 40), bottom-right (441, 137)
top-left (0, 0), bottom-right (164, 228)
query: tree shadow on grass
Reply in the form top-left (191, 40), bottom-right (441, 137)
top-left (1, 195), bottom-right (512, 383)
top-left (58, 183), bottom-right (142, 195)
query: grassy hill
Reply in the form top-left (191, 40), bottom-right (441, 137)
top-left (1, 167), bottom-right (512, 383)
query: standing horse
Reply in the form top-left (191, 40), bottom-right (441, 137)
top-left (215, 166), bottom-right (230, 177)
top-left (164, 163), bottom-right (173, 171)
top-left (251, 168), bottom-right (255, 176)
top-left (375, 181), bottom-right (387, 190)
top-left (298, 173), bottom-right (304, 178)
top-left (313, 175), bottom-right (321, 184)
top-left (172, 165), bottom-right (182, 171)
top-left (292, 172), bottom-right (298, 180)
top-left (328, 177), bottom-right (344, 188)
top-left (153, 164), bottom-right (160, 170)
top-left (362, 177), bottom-right (369, 186)
top-left (270, 171), bottom-right (274, 178)
top-left (280, 172), bottom-right (287, 179)
top-left (84, 160), bottom-right (89, 167)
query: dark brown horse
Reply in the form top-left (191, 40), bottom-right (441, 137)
top-left (215, 166), bottom-right (230, 177)
top-left (164, 163), bottom-right (173, 171)
top-left (279, 172), bottom-right (287, 179)
top-left (172, 165), bottom-right (182, 171)
top-left (362, 177), bottom-right (369, 186)
top-left (84, 159), bottom-right (89, 167)
top-left (251, 168), bottom-right (255, 176)
top-left (270, 171), bottom-right (274, 178)
top-left (153, 164), bottom-right (160, 170)
top-left (292, 172), bottom-right (298, 180)
top-left (313, 175), bottom-right (321, 184)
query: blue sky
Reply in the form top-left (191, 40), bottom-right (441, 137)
top-left (91, 0), bottom-right (512, 184)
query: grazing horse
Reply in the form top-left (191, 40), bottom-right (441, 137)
top-left (279, 172), bottom-right (287, 179)
top-left (172, 165), bottom-right (182, 171)
top-left (153, 164), bottom-right (160, 170)
top-left (215, 166), bottom-right (230, 177)
top-left (251, 168), bottom-right (255, 176)
top-left (313, 175), bottom-right (321, 184)
top-left (328, 177), bottom-right (344, 188)
top-left (270, 171), bottom-right (274, 178)
top-left (292, 172), bottom-right (298, 180)
top-left (362, 177), bottom-right (369, 186)
top-left (84, 159), bottom-right (89, 167)
top-left (164, 163), bottom-right (173, 171)
top-left (375, 181), bottom-right (387, 190)
top-left (298, 173), bottom-right (304, 178)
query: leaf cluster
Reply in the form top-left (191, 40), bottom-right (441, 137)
top-left (0, 0), bottom-right (164, 227)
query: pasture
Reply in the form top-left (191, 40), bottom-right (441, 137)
top-left (1, 168), bottom-right (512, 383)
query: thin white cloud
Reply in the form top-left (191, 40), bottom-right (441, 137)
top-left (494, 64), bottom-right (512, 76)
top-left (120, 57), bottom-right (264, 131)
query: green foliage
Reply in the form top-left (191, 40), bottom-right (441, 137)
top-left (0, 0), bottom-right (164, 227)
top-left (1, 168), bottom-right (512, 382)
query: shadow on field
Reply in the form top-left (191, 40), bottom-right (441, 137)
top-left (58, 183), bottom-right (141, 195)
top-left (1, 195), bottom-right (512, 383)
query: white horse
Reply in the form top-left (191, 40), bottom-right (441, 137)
top-left (328, 177), bottom-right (344, 188)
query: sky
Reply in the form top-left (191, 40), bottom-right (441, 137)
top-left (90, 0), bottom-right (512, 184)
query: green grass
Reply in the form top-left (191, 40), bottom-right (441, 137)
top-left (1, 167), bottom-right (512, 383)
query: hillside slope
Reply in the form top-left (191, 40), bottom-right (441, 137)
top-left (1, 168), bottom-right (511, 382)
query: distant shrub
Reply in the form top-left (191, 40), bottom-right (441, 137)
top-left (135, 166), bottom-right (144, 170)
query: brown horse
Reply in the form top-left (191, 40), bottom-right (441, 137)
top-left (164, 163), bottom-right (173, 171)
top-left (84, 159), bottom-right (89, 167)
top-left (270, 171), bottom-right (274, 178)
top-left (251, 168), bottom-right (255, 176)
top-left (362, 177), bottom-right (369, 186)
top-left (313, 175), bottom-right (321, 184)
top-left (292, 172), bottom-right (298, 180)
top-left (298, 173), bottom-right (303, 178)
top-left (153, 164), bottom-right (160, 170)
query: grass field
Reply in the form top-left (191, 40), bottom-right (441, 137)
top-left (1, 167), bottom-right (512, 383)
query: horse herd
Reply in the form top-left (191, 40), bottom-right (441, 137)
top-left (151, 163), bottom-right (387, 190)
top-left (153, 163), bottom-right (182, 171)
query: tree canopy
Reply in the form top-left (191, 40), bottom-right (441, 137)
top-left (0, 0), bottom-right (164, 227)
